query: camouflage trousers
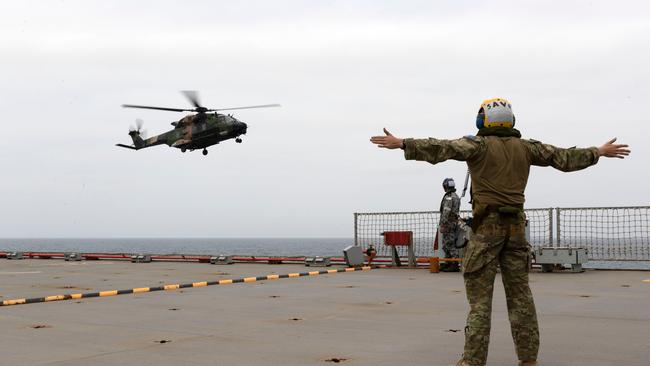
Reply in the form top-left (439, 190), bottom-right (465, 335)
top-left (441, 225), bottom-right (460, 271)
top-left (441, 225), bottom-right (460, 258)
top-left (461, 211), bottom-right (539, 366)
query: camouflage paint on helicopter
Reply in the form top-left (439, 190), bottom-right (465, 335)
top-left (117, 91), bottom-right (279, 156)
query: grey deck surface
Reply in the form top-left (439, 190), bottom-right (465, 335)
top-left (0, 260), bottom-right (648, 366)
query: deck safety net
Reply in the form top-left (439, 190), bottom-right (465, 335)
top-left (557, 206), bottom-right (650, 261)
top-left (355, 211), bottom-right (439, 258)
top-left (354, 206), bottom-right (650, 261)
top-left (354, 208), bottom-right (553, 258)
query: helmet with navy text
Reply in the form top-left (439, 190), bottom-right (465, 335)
top-left (476, 97), bottom-right (515, 129)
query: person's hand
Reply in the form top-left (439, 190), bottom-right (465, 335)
top-left (598, 138), bottom-right (631, 158)
top-left (370, 128), bottom-right (404, 149)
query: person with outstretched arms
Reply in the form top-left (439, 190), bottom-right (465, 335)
top-left (370, 98), bottom-right (630, 366)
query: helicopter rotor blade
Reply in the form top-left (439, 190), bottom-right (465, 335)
top-left (181, 90), bottom-right (203, 109)
top-left (122, 104), bottom-right (193, 112)
top-left (134, 118), bottom-right (148, 138)
top-left (208, 104), bottom-right (281, 112)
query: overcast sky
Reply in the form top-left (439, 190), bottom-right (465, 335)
top-left (1, 0), bottom-right (648, 237)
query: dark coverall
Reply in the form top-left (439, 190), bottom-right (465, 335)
top-left (439, 190), bottom-right (461, 271)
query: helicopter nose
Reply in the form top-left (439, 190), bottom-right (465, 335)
top-left (239, 122), bottom-right (248, 134)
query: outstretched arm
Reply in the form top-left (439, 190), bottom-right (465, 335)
top-left (370, 128), bottom-right (404, 149)
top-left (598, 138), bottom-right (631, 159)
top-left (370, 128), bottom-right (482, 164)
top-left (527, 137), bottom-right (631, 172)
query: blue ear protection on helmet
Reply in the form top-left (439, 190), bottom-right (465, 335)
top-left (475, 107), bottom-right (516, 129)
top-left (476, 110), bottom-right (485, 129)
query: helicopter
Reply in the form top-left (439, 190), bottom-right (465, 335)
top-left (116, 91), bottom-right (280, 156)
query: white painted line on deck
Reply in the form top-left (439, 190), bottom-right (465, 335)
top-left (0, 271), bottom-right (43, 275)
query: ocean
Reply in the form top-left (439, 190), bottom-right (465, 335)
top-left (0, 238), bottom-right (353, 257)
top-left (1, 238), bottom-right (648, 270)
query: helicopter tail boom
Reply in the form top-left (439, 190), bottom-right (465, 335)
top-left (116, 128), bottom-right (147, 150)
top-left (129, 130), bottom-right (146, 149)
top-left (115, 144), bottom-right (139, 150)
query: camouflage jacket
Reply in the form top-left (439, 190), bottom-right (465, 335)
top-left (404, 135), bottom-right (599, 207)
top-left (439, 191), bottom-right (460, 227)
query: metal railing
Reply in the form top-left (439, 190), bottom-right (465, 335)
top-left (556, 206), bottom-right (650, 261)
top-left (354, 206), bottom-right (650, 261)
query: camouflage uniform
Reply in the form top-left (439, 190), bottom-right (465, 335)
top-left (439, 190), bottom-right (461, 270)
top-left (404, 133), bottom-right (599, 365)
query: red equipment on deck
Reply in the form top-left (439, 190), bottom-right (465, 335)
top-left (382, 231), bottom-right (416, 267)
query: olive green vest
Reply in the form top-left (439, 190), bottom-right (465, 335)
top-left (467, 136), bottom-right (530, 207)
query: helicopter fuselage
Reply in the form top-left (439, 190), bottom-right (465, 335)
top-left (117, 91), bottom-right (277, 155)
top-left (124, 113), bottom-right (247, 152)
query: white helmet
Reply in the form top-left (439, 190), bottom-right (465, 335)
top-left (476, 98), bottom-right (515, 129)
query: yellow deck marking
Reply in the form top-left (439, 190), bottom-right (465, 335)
top-left (642, 279), bottom-right (650, 283)
top-left (0, 267), bottom-right (371, 307)
top-left (4, 299), bottom-right (26, 305)
top-left (45, 295), bottom-right (65, 302)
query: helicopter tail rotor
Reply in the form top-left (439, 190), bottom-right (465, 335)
top-left (127, 118), bottom-right (146, 148)
top-left (135, 119), bottom-right (148, 139)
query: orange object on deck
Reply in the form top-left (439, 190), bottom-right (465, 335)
top-left (429, 257), bottom-right (440, 273)
top-left (429, 257), bottom-right (463, 273)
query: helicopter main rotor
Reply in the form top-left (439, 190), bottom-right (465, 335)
top-left (122, 90), bottom-right (280, 114)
